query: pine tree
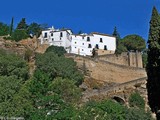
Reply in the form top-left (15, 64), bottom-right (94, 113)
top-left (112, 27), bottom-right (124, 54)
top-left (9, 17), bottom-right (14, 36)
top-left (17, 18), bottom-right (28, 30)
top-left (146, 6), bottom-right (160, 120)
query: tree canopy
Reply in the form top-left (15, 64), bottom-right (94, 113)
top-left (45, 45), bottom-right (66, 56)
top-left (0, 22), bottom-right (9, 36)
top-left (122, 34), bottom-right (146, 51)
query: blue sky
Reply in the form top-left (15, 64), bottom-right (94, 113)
top-left (0, 0), bottom-right (160, 41)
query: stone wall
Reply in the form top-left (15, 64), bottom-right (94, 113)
top-left (98, 51), bottom-right (143, 68)
top-left (97, 49), bottom-right (115, 55)
top-left (66, 54), bottom-right (146, 83)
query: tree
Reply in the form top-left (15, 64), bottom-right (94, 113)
top-left (0, 22), bottom-right (9, 36)
top-left (112, 27), bottom-right (121, 48)
top-left (35, 52), bottom-right (84, 85)
top-left (112, 27), bottom-right (128, 54)
top-left (146, 6), bottom-right (160, 120)
top-left (11, 29), bottom-right (28, 41)
top-left (27, 22), bottom-right (42, 37)
top-left (45, 45), bottom-right (66, 56)
top-left (17, 18), bottom-right (28, 30)
top-left (10, 17), bottom-right (14, 36)
top-left (49, 77), bottom-right (81, 103)
top-left (0, 49), bottom-right (29, 80)
top-left (0, 50), bottom-right (32, 118)
top-left (122, 34), bottom-right (146, 52)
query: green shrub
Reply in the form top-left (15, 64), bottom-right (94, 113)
top-left (129, 92), bottom-right (145, 109)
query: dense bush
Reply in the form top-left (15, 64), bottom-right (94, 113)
top-left (129, 92), bottom-right (145, 109)
top-left (35, 52), bottom-right (84, 85)
top-left (45, 45), bottom-right (66, 56)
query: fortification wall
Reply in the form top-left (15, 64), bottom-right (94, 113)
top-left (66, 54), bottom-right (146, 83)
top-left (98, 52), bottom-right (143, 68)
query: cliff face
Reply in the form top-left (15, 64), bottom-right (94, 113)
top-left (0, 37), bottom-right (26, 56)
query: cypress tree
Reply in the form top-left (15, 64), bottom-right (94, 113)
top-left (10, 17), bottom-right (14, 36)
top-left (112, 26), bottom-right (120, 48)
top-left (17, 18), bottom-right (28, 30)
top-left (146, 6), bottom-right (160, 120)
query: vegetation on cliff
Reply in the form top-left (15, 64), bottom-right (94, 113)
top-left (0, 47), bottom-right (153, 119)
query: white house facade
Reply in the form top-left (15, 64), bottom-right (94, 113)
top-left (39, 27), bottom-right (72, 53)
top-left (70, 32), bottom-right (116, 56)
top-left (39, 27), bottom-right (116, 56)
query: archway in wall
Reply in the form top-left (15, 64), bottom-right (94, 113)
top-left (112, 96), bottom-right (125, 104)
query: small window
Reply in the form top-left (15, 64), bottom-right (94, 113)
top-left (82, 49), bottom-right (84, 51)
top-left (44, 32), bottom-right (47, 38)
top-left (51, 33), bottom-right (53, 36)
top-left (82, 43), bottom-right (84, 45)
top-left (87, 37), bottom-right (90, 41)
top-left (88, 44), bottom-right (92, 48)
top-left (75, 47), bottom-right (77, 48)
top-left (60, 32), bottom-right (63, 37)
top-left (95, 44), bottom-right (99, 49)
top-left (52, 38), bottom-right (54, 41)
top-left (75, 42), bottom-right (77, 44)
top-left (82, 36), bottom-right (84, 39)
top-left (104, 45), bottom-right (107, 50)
top-left (100, 38), bottom-right (103, 42)
top-left (60, 37), bottom-right (62, 40)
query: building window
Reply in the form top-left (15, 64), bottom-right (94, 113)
top-left (87, 37), bottom-right (90, 41)
top-left (60, 37), bottom-right (61, 40)
top-left (44, 33), bottom-right (47, 38)
top-left (82, 43), bottom-right (84, 45)
top-left (75, 42), bottom-right (77, 44)
top-left (104, 45), bottom-right (107, 50)
top-left (82, 49), bottom-right (84, 51)
top-left (100, 38), bottom-right (103, 43)
top-left (52, 38), bottom-right (54, 41)
top-left (75, 47), bottom-right (77, 48)
top-left (60, 32), bottom-right (63, 37)
top-left (51, 33), bottom-right (53, 36)
top-left (95, 44), bottom-right (99, 49)
top-left (82, 36), bottom-right (84, 39)
top-left (88, 44), bottom-right (92, 48)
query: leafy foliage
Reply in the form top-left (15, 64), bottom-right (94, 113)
top-left (35, 52), bottom-right (84, 85)
top-left (0, 22), bottom-right (9, 36)
top-left (17, 18), bottom-right (28, 30)
top-left (129, 92), bottom-right (145, 109)
top-left (0, 50), bottom-right (32, 118)
top-left (0, 49), bottom-right (29, 80)
top-left (27, 22), bottom-right (42, 37)
top-left (49, 77), bottom-right (81, 103)
top-left (122, 34), bottom-right (146, 51)
top-left (0, 48), bottom-right (153, 119)
top-left (10, 29), bottom-right (28, 42)
top-left (45, 45), bottom-right (66, 56)
top-left (126, 108), bottom-right (153, 120)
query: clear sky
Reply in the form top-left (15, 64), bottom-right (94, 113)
top-left (0, 0), bottom-right (160, 41)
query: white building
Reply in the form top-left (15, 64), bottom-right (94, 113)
top-left (39, 26), bottom-right (116, 56)
top-left (70, 32), bottom-right (116, 56)
top-left (39, 27), bottom-right (72, 53)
